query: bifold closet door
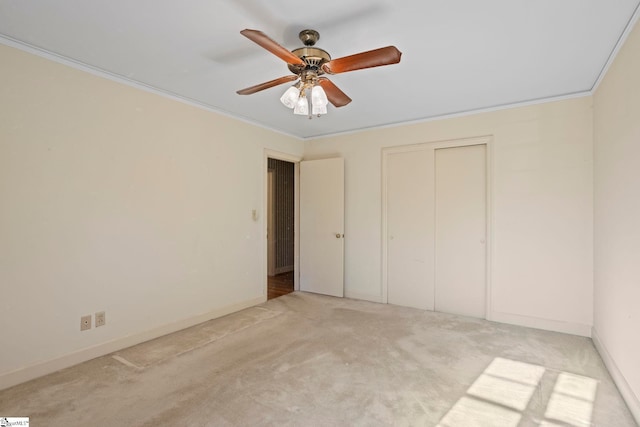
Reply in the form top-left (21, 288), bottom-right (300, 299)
top-left (386, 150), bottom-right (434, 310)
top-left (434, 144), bottom-right (486, 318)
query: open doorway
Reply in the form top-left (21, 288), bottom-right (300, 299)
top-left (267, 157), bottom-right (295, 299)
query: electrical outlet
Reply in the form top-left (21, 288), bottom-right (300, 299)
top-left (95, 311), bottom-right (106, 327)
top-left (80, 315), bottom-right (92, 331)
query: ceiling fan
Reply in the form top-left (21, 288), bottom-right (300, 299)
top-left (236, 29), bottom-right (402, 117)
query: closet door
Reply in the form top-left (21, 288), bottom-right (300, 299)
top-left (386, 150), bottom-right (434, 310)
top-left (434, 144), bottom-right (487, 318)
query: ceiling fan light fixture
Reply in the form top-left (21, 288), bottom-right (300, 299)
top-left (312, 103), bottom-right (327, 116)
top-left (311, 85), bottom-right (328, 116)
top-left (311, 85), bottom-right (328, 105)
top-left (280, 85), bottom-right (300, 109)
top-left (293, 93), bottom-right (309, 115)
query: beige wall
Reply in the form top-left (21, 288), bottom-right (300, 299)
top-left (593, 15), bottom-right (640, 420)
top-left (304, 96), bottom-right (594, 336)
top-left (0, 44), bottom-right (302, 387)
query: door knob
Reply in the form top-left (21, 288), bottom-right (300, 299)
top-left (335, 233), bottom-right (342, 238)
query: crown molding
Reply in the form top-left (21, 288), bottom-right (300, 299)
top-left (591, 2), bottom-right (640, 93)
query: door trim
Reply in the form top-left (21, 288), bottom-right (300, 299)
top-left (264, 150), bottom-right (302, 297)
top-left (267, 170), bottom-right (276, 277)
top-left (381, 135), bottom-right (494, 319)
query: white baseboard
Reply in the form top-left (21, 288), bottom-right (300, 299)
top-left (489, 311), bottom-right (592, 337)
top-left (592, 327), bottom-right (640, 424)
top-left (344, 290), bottom-right (383, 303)
top-left (0, 296), bottom-right (266, 391)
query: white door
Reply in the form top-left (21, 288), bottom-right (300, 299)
top-left (386, 150), bottom-right (434, 310)
top-left (300, 158), bottom-right (344, 297)
top-left (434, 144), bottom-right (486, 318)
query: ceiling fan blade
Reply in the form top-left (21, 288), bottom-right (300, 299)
top-left (322, 46), bottom-right (402, 74)
top-left (240, 29), bottom-right (305, 66)
top-left (318, 78), bottom-right (352, 107)
top-left (237, 75), bottom-right (298, 95)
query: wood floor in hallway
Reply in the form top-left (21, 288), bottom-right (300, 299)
top-left (267, 271), bottom-right (294, 300)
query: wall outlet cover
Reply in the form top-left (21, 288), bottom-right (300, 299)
top-left (95, 311), bottom-right (106, 327)
top-left (80, 315), bottom-right (92, 331)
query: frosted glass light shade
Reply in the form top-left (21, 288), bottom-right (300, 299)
top-left (293, 96), bottom-right (309, 115)
top-left (312, 103), bottom-right (327, 115)
top-left (311, 85), bottom-right (328, 116)
top-left (280, 86), bottom-right (300, 109)
top-left (311, 85), bottom-right (328, 106)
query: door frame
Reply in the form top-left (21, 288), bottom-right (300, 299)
top-left (381, 135), bottom-right (494, 320)
top-left (264, 149), bottom-right (302, 297)
top-left (267, 170), bottom-right (276, 277)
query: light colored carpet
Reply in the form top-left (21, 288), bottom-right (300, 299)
top-left (0, 292), bottom-right (636, 426)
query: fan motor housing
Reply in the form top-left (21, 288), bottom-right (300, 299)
top-left (288, 47), bottom-right (331, 76)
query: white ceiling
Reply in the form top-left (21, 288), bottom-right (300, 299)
top-left (1, 1), bottom-right (639, 139)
